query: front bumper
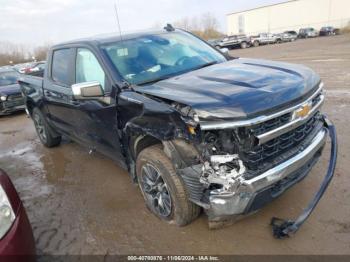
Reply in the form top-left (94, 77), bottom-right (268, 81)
top-left (0, 101), bottom-right (25, 115)
top-left (207, 124), bottom-right (329, 221)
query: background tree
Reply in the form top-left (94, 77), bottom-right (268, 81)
top-left (173, 13), bottom-right (224, 40)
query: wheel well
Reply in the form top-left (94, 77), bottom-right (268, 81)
top-left (133, 135), bottom-right (162, 159)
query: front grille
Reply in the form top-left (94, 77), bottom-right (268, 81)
top-left (7, 93), bottom-right (23, 101)
top-left (251, 91), bottom-right (323, 137)
top-left (312, 91), bottom-right (322, 107)
top-left (2, 94), bottom-right (24, 109)
top-left (252, 112), bottom-right (291, 136)
top-left (243, 112), bottom-right (322, 171)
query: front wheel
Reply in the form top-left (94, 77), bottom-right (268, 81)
top-left (136, 145), bottom-right (200, 226)
top-left (240, 42), bottom-right (248, 49)
top-left (32, 107), bottom-right (61, 147)
top-left (253, 40), bottom-right (259, 47)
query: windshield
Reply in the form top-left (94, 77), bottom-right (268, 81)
top-left (102, 31), bottom-right (227, 85)
top-left (0, 71), bottom-right (18, 86)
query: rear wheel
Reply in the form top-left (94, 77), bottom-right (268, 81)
top-left (32, 107), bottom-right (61, 147)
top-left (136, 145), bottom-right (200, 226)
top-left (253, 40), bottom-right (259, 47)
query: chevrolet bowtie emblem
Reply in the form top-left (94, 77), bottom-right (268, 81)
top-left (295, 103), bottom-right (312, 118)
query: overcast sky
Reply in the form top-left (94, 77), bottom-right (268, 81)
top-left (0, 0), bottom-right (284, 46)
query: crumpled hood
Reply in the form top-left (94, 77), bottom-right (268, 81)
top-left (0, 84), bottom-right (21, 96)
top-left (135, 58), bottom-right (321, 120)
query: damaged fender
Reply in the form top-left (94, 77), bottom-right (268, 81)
top-left (117, 90), bottom-right (197, 179)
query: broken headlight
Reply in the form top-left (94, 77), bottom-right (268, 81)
top-left (0, 185), bottom-right (16, 239)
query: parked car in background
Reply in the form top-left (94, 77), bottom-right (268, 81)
top-left (277, 31), bottom-right (298, 42)
top-left (298, 28), bottom-right (318, 38)
top-left (19, 27), bottom-right (337, 236)
top-left (216, 34), bottom-right (251, 49)
top-left (284, 30), bottom-right (298, 39)
top-left (319, 26), bottom-right (340, 36)
top-left (24, 61), bottom-right (46, 77)
top-left (13, 63), bottom-right (32, 74)
top-left (250, 33), bottom-right (277, 47)
top-left (0, 169), bottom-right (35, 258)
top-left (207, 38), bottom-right (222, 47)
top-left (0, 69), bottom-right (25, 115)
top-left (0, 66), bottom-right (13, 71)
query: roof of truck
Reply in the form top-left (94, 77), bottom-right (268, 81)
top-left (53, 29), bottom-right (173, 48)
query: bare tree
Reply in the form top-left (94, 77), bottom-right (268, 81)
top-left (174, 17), bottom-right (192, 31)
top-left (173, 13), bottom-right (224, 40)
top-left (0, 42), bottom-right (51, 66)
top-left (32, 44), bottom-right (51, 61)
top-left (0, 42), bottom-right (30, 66)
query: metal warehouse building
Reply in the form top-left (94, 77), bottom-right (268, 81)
top-left (227, 0), bottom-right (350, 35)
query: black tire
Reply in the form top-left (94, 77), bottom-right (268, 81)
top-left (215, 45), bottom-right (220, 49)
top-left (240, 41), bottom-right (248, 49)
top-left (32, 107), bottom-right (61, 147)
top-left (136, 145), bottom-right (200, 226)
top-left (253, 40), bottom-right (259, 47)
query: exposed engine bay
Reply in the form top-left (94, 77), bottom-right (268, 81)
top-left (200, 154), bottom-right (246, 191)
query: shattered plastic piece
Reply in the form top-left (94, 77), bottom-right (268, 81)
top-left (270, 217), bottom-right (295, 239)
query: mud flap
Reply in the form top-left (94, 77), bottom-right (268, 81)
top-left (270, 116), bottom-right (337, 239)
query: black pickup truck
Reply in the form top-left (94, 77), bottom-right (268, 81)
top-left (19, 27), bottom-right (337, 237)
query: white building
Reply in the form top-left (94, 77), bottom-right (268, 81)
top-left (227, 0), bottom-right (350, 36)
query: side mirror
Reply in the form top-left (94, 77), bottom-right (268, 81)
top-left (72, 81), bottom-right (104, 100)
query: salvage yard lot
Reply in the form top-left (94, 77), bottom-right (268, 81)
top-left (0, 35), bottom-right (350, 255)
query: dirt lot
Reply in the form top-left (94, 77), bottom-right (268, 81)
top-left (0, 35), bottom-right (350, 255)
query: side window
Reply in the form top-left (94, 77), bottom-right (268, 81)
top-left (76, 48), bottom-right (105, 90)
top-left (52, 49), bottom-right (72, 86)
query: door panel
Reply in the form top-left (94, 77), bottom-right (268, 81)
top-left (44, 48), bottom-right (78, 136)
top-left (74, 47), bottom-right (125, 166)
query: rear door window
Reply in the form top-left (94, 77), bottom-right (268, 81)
top-left (51, 49), bottom-right (73, 86)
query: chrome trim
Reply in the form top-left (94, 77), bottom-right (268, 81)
top-left (244, 128), bottom-right (326, 192)
top-left (206, 128), bottom-right (327, 218)
top-left (200, 83), bottom-right (323, 130)
top-left (257, 94), bottom-right (324, 144)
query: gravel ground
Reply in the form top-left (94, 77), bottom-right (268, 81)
top-left (0, 34), bottom-right (349, 255)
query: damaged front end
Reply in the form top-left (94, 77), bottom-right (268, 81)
top-left (120, 81), bottom-right (336, 237)
top-left (171, 84), bottom-right (337, 236)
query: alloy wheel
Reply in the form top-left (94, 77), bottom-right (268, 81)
top-left (140, 164), bottom-right (172, 218)
top-left (33, 113), bottom-right (47, 143)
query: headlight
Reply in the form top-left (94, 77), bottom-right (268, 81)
top-left (0, 95), bottom-right (7, 101)
top-left (0, 185), bottom-right (15, 239)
